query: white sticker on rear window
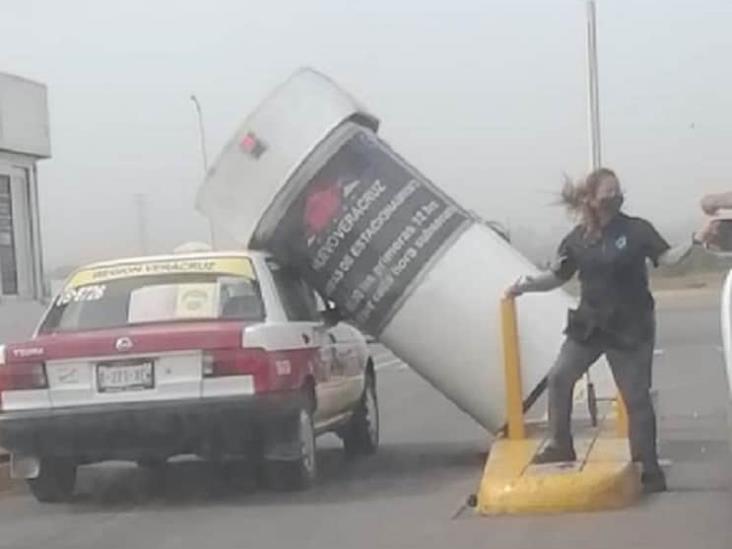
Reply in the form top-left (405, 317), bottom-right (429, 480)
top-left (56, 284), bottom-right (106, 306)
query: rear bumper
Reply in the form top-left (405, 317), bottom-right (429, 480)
top-left (0, 392), bottom-right (306, 461)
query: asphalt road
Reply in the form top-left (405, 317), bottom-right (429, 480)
top-left (0, 303), bottom-right (730, 549)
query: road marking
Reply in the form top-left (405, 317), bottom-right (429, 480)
top-left (370, 343), bottom-right (408, 371)
top-left (653, 349), bottom-right (664, 357)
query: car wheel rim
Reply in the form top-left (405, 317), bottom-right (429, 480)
top-left (300, 409), bottom-right (315, 475)
top-left (365, 386), bottom-right (379, 444)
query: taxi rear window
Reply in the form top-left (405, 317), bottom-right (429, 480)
top-left (39, 258), bottom-right (264, 333)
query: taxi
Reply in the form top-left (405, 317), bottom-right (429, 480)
top-left (0, 251), bottom-right (378, 502)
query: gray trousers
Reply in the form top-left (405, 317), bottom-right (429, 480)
top-left (547, 336), bottom-right (659, 470)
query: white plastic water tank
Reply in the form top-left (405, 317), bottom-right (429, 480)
top-left (196, 68), bottom-right (613, 431)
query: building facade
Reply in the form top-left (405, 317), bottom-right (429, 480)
top-left (0, 72), bottom-right (50, 340)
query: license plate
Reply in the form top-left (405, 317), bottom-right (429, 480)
top-left (97, 361), bottom-right (154, 393)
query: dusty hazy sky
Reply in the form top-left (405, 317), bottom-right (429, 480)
top-left (2, 0), bottom-right (731, 268)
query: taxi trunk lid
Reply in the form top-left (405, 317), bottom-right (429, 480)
top-left (4, 321), bottom-right (247, 410)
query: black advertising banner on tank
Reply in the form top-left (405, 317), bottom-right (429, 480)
top-left (264, 128), bottom-right (471, 335)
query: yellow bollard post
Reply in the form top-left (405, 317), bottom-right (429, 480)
top-left (616, 393), bottom-right (629, 437)
top-left (500, 297), bottom-right (525, 440)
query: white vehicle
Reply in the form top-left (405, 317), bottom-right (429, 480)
top-left (0, 251), bottom-right (379, 502)
top-left (721, 271), bottom-right (732, 449)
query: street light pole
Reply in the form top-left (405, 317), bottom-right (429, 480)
top-left (190, 94), bottom-right (209, 174)
top-left (133, 193), bottom-right (149, 255)
top-left (586, 0), bottom-right (602, 171)
top-left (584, 0), bottom-right (603, 424)
top-left (190, 94), bottom-right (215, 246)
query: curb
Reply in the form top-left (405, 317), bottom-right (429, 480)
top-left (476, 429), bottom-right (641, 515)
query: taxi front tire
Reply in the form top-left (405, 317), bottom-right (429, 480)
top-left (27, 458), bottom-right (77, 503)
top-left (343, 373), bottom-right (379, 457)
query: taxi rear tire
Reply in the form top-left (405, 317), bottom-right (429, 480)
top-left (343, 371), bottom-right (379, 457)
top-left (27, 458), bottom-right (77, 503)
top-left (264, 405), bottom-right (317, 491)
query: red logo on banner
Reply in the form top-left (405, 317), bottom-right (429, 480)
top-left (304, 184), bottom-right (342, 237)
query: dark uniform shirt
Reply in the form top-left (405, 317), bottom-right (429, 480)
top-left (552, 213), bottom-right (670, 348)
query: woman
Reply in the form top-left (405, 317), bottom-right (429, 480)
top-left (507, 168), bottom-right (712, 493)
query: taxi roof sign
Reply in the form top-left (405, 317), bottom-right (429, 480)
top-left (66, 257), bottom-right (255, 288)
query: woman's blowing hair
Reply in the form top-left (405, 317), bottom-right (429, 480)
top-left (560, 168), bottom-right (618, 238)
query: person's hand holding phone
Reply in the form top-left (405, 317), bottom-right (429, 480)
top-left (701, 192), bottom-right (732, 216)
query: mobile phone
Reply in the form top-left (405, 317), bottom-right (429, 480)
top-left (709, 219), bottom-right (732, 252)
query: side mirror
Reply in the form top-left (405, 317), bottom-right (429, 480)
top-left (321, 307), bottom-right (342, 328)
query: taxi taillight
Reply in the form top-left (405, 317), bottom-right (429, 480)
top-left (202, 349), bottom-right (269, 377)
top-left (0, 362), bottom-right (48, 392)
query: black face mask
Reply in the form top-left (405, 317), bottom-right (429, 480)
top-left (598, 194), bottom-right (624, 215)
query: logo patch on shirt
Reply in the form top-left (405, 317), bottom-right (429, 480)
top-left (615, 235), bottom-right (628, 250)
